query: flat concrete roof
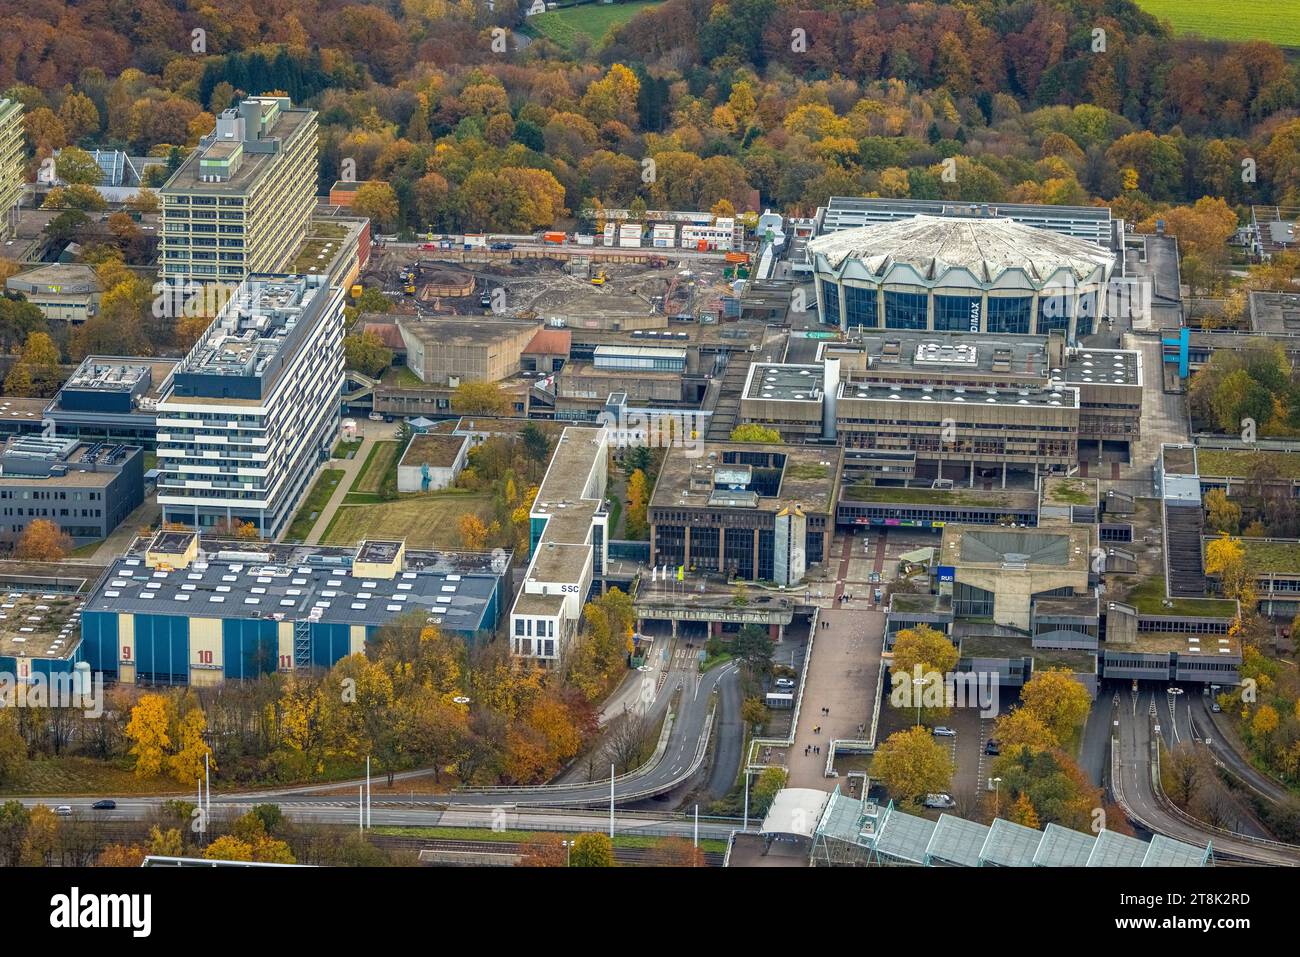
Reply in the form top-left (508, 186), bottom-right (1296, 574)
top-left (746, 363), bottom-right (825, 401)
top-left (1248, 291), bottom-right (1300, 336)
top-left (162, 106), bottom-right (313, 195)
top-left (0, 589), bottom-right (87, 659)
top-left (397, 317), bottom-right (539, 347)
top-left (650, 442), bottom-right (839, 514)
top-left (840, 380), bottom-right (1080, 410)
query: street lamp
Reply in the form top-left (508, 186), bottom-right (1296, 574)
top-left (912, 675), bottom-right (925, 727)
top-left (561, 839), bottom-right (574, 866)
top-left (992, 776), bottom-right (1003, 818)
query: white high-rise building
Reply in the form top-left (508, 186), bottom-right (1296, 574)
top-left (156, 274), bottom-right (343, 538)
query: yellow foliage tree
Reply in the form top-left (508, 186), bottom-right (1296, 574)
top-left (124, 694), bottom-right (172, 778)
top-left (1019, 669), bottom-right (1091, 745)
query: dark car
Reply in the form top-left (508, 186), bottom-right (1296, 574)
top-left (92, 799), bottom-right (116, 810)
top-left (984, 739), bottom-right (1000, 756)
top-left (490, 242), bottom-right (514, 251)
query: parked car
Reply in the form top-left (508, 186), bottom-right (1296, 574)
top-left (368, 411), bottom-right (383, 421)
top-left (774, 678), bottom-right (796, 690)
top-left (1211, 702), bottom-right (1222, 713)
top-left (984, 739), bottom-right (1000, 756)
top-left (932, 726), bottom-right (956, 737)
top-left (490, 242), bottom-right (514, 251)
top-left (923, 793), bottom-right (956, 809)
top-left (92, 799), bottom-right (117, 810)
top-left (55, 806), bottom-right (73, 817)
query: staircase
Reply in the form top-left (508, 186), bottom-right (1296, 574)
top-left (1164, 503), bottom-right (1207, 597)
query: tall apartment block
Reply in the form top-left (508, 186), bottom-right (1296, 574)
top-left (156, 274), bottom-right (343, 538)
top-left (159, 96), bottom-right (318, 284)
top-left (0, 98), bottom-right (25, 240)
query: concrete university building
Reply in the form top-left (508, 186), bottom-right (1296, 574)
top-left (0, 98), bottom-right (22, 240)
top-left (160, 96), bottom-right (318, 283)
top-left (809, 214), bottom-right (1115, 343)
top-left (740, 333), bottom-right (1142, 484)
top-left (76, 533), bottom-right (508, 687)
top-left (647, 441), bottom-right (841, 584)
top-left (510, 427), bottom-right (611, 666)
top-left (0, 435), bottom-right (144, 545)
top-left (156, 274), bottom-right (343, 538)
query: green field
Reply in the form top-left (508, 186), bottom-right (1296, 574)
top-left (284, 469), bottom-right (345, 542)
top-left (350, 441), bottom-right (401, 497)
top-left (322, 492), bottom-right (493, 548)
top-left (526, 0), bottom-right (662, 50)
top-left (1136, 0), bottom-right (1300, 47)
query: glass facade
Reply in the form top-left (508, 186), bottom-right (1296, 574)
top-left (843, 285), bottom-right (878, 329)
top-left (934, 294), bottom-right (981, 332)
top-left (987, 296), bottom-right (1032, 334)
top-left (1037, 293), bottom-right (1071, 336)
top-left (821, 280), bottom-right (840, 326)
top-left (884, 291), bottom-right (928, 330)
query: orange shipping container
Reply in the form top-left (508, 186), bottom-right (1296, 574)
top-left (543, 231), bottom-right (567, 244)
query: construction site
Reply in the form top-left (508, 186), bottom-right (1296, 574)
top-left (362, 244), bottom-right (747, 327)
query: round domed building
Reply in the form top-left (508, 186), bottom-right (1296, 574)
top-left (808, 214), bottom-right (1115, 342)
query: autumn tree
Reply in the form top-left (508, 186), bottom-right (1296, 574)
top-left (54, 146), bottom-right (104, 186)
top-left (1205, 535), bottom-right (1254, 606)
top-left (625, 468), bottom-right (649, 538)
top-left (96, 844), bottom-right (147, 867)
top-left (568, 831), bottom-right (614, 867)
top-left (459, 514), bottom-right (489, 550)
top-left (124, 694), bottom-right (172, 778)
top-left (1019, 670), bottom-right (1091, 747)
top-left (351, 182), bottom-right (400, 231)
top-left (870, 727), bottom-right (954, 807)
top-left (452, 381), bottom-right (510, 415)
top-left (13, 520), bottom-right (73, 562)
top-left (751, 766), bottom-right (787, 816)
top-left (343, 330), bottom-right (394, 377)
top-left (729, 424), bottom-right (781, 443)
top-left (993, 707), bottom-right (1058, 754)
top-left (1204, 488), bottom-right (1241, 535)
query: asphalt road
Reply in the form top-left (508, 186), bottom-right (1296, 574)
top-left (1111, 687), bottom-right (1300, 865)
top-left (19, 801), bottom-right (739, 841)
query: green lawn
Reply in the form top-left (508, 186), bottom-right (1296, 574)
top-left (370, 825), bottom-right (726, 854)
top-left (284, 469), bottom-right (345, 542)
top-left (1135, 0), bottom-right (1300, 46)
top-left (332, 438), bottom-right (363, 459)
top-left (1196, 449), bottom-right (1300, 481)
top-left (1120, 573), bottom-right (1238, 618)
top-left (844, 482), bottom-right (1033, 508)
top-left (525, 0), bottom-right (663, 50)
top-left (322, 492), bottom-right (493, 549)
top-left (350, 441), bottom-right (401, 497)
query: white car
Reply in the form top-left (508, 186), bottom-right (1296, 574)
top-left (774, 678), bottom-right (796, 690)
top-left (932, 726), bottom-right (956, 737)
top-left (923, 793), bottom-right (956, 809)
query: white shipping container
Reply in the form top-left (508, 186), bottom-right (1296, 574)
top-left (603, 223), bottom-right (616, 245)
top-left (463, 233), bottom-right (487, 248)
top-left (576, 234), bottom-right (595, 246)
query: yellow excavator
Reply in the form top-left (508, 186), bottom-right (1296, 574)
top-left (590, 269), bottom-right (607, 286)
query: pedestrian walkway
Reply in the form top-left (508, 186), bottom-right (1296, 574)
top-left (302, 434), bottom-right (373, 545)
top-left (786, 606), bottom-right (883, 791)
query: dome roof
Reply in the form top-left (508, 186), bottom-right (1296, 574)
top-left (809, 214), bottom-right (1113, 284)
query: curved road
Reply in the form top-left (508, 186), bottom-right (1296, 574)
top-left (1111, 687), bottom-right (1300, 865)
top-left (18, 660), bottom-right (741, 815)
